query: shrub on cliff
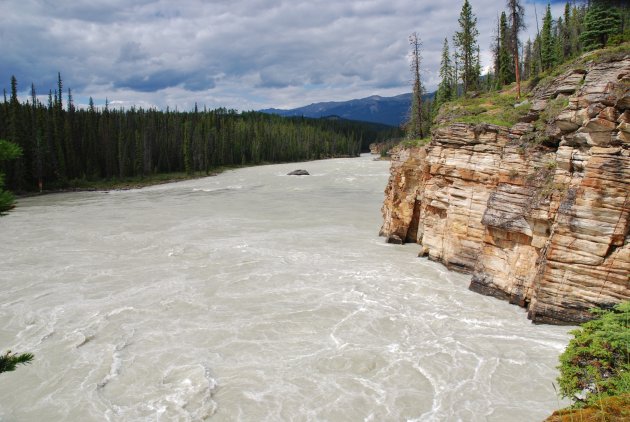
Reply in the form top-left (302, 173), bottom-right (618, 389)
top-left (557, 301), bottom-right (630, 407)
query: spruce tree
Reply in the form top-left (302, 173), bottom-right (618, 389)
top-left (580, 2), bottom-right (622, 51)
top-left (435, 38), bottom-right (453, 113)
top-left (507, 0), bottom-right (525, 98)
top-left (522, 38), bottom-right (532, 80)
top-left (561, 2), bottom-right (572, 59)
top-left (497, 12), bottom-right (514, 88)
top-left (541, 3), bottom-right (555, 71)
top-left (406, 32), bottom-right (424, 139)
top-left (530, 35), bottom-right (542, 78)
top-left (569, 4), bottom-right (586, 55)
top-left (454, 0), bottom-right (480, 94)
top-left (492, 14), bottom-right (501, 87)
top-left (0, 139), bottom-right (22, 213)
top-left (7, 76), bottom-right (24, 191)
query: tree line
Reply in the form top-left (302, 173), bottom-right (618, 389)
top-left (405, 0), bottom-right (629, 139)
top-left (0, 75), bottom-right (400, 194)
top-left (512, 0), bottom-right (628, 87)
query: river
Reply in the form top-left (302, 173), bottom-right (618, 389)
top-left (0, 155), bottom-right (571, 421)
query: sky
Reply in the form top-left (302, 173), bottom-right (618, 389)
top-left (0, 0), bottom-right (569, 111)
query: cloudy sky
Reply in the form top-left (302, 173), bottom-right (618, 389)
top-left (1, 0), bottom-right (568, 111)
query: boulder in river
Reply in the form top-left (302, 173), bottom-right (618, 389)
top-left (287, 169), bottom-right (310, 176)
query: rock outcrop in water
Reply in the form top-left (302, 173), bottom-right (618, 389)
top-left (287, 169), bottom-right (310, 176)
top-left (380, 52), bottom-right (630, 324)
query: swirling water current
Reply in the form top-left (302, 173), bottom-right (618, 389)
top-left (0, 155), bottom-right (572, 421)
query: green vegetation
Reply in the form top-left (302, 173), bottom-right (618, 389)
top-left (541, 3), bottom-right (556, 71)
top-left (547, 394), bottom-right (630, 422)
top-left (434, 38), bottom-right (455, 115)
top-left (496, 12), bottom-right (514, 89)
top-left (0, 75), bottom-right (399, 194)
top-left (401, 137), bottom-right (431, 148)
top-left (406, 32), bottom-right (426, 140)
top-left (497, 1), bottom-right (628, 90)
top-left (437, 90), bottom-right (530, 128)
top-left (581, 2), bottom-right (623, 51)
top-left (0, 350), bottom-right (34, 374)
top-left (557, 301), bottom-right (630, 408)
top-left (453, 0), bottom-right (481, 94)
top-left (0, 139), bottom-right (22, 213)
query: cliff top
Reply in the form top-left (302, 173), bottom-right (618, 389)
top-left (433, 42), bottom-right (630, 135)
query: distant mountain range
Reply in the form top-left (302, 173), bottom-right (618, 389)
top-left (261, 92), bottom-right (434, 127)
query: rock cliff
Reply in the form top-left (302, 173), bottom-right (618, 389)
top-left (380, 52), bottom-right (630, 324)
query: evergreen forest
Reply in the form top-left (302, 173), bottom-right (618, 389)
top-left (0, 75), bottom-right (400, 194)
top-left (405, 0), bottom-right (630, 140)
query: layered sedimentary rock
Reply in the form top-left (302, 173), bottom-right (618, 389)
top-left (381, 55), bottom-right (630, 324)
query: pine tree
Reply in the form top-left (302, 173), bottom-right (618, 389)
top-left (580, 2), bottom-right (622, 51)
top-left (0, 139), bottom-right (22, 213)
top-left (56, 72), bottom-right (63, 111)
top-left (522, 38), bottom-right (532, 80)
top-left (497, 12), bottom-right (514, 88)
top-left (541, 3), bottom-right (555, 71)
top-left (452, 47), bottom-right (460, 98)
top-left (561, 2), bottom-right (572, 59)
top-left (406, 32), bottom-right (424, 139)
top-left (474, 46), bottom-right (482, 91)
top-left (507, 0), bottom-right (525, 98)
top-left (435, 38), bottom-right (454, 113)
top-left (492, 14), bottom-right (501, 87)
top-left (7, 76), bottom-right (25, 191)
top-left (183, 120), bottom-right (193, 174)
top-left (530, 35), bottom-right (542, 78)
top-left (554, 17), bottom-right (564, 67)
top-left (453, 0), bottom-right (480, 94)
top-left (569, 4), bottom-right (586, 54)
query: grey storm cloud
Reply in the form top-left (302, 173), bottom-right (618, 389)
top-left (1, 0), bottom-right (567, 110)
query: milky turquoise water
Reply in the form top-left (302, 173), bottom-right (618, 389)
top-left (0, 155), bottom-right (571, 421)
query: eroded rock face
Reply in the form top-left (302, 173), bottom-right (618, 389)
top-left (381, 56), bottom-right (630, 324)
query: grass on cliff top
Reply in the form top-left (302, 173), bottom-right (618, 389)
top-left (436, 42), bottom-right (630, 130)
top-left (545, 394), bottom-right (630, 422)
top-left (437, 87), bottom-right (531, 128)
top-left (401, 137), bottom-right (431, 148)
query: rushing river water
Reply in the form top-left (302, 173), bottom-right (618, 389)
top-left (0, 155), bottom-right (571, 421)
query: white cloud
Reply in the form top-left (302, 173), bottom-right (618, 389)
top-left (1, 0), bottom-right (570, 111)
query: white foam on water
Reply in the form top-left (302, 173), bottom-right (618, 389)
top-left (0, 155), bottom-right (574, 421)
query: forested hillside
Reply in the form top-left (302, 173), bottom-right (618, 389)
top-left (0, 76), bottom-right (399, 193)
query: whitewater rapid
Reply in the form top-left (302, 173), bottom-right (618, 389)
top-left (0, 155), bottom-right (571, 421)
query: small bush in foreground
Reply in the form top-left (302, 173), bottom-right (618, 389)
top-left (557, 301), bottom-right (630, 407)
top-left (0, 350), bottom-right (34, 374)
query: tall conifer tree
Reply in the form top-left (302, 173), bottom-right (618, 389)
top-left (561, 2), bottom-right (572, 59)
top-left (406, 32), bottom-right (424, 139)
top-left (522, 38), bottom-right (533, 81)
top-left (497, 12), bottom-right (513, 88)
top-left (454, 0), bottom-right (480, 94)
top-left (435, 38), bottom-right (454, 113)
top-left (541, 3), bottom-right (555, 71)
top-left (506, 0), bottom-right (525, 98)
top-left (580, 1), bottom-right (621, 51)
